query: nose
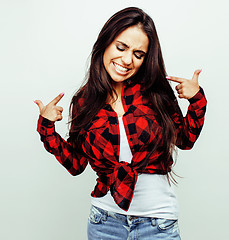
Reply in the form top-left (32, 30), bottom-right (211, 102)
top-left (121, 51), bottom-right (133, 66)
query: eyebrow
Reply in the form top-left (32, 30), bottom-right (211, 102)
top-left (116, 41), bottom-right (146, 54)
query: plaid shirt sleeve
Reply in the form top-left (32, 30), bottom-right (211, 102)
top-left (173, 87), bottom-right (207, 149)
top-left (37, 115), bottom-right (88, 175)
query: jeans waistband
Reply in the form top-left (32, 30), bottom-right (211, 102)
top-left (91, 205), bottom-right (153, 224)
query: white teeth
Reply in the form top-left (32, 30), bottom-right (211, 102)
top-left (113, 62), bottom-right (129, 72)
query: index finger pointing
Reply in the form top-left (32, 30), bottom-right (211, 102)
top-left (50, 92), bottom-right (65, 105)
top-left (166, 76), bottom-right (185, 83)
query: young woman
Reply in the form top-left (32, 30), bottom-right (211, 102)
top-left (35, 7), bottom-right (207, 240)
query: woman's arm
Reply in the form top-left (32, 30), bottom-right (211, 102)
top-left (167, 69), bottom-right (207, 149)
top-left (172, 87), bottom-right (207, 149)
top-left (35, 93), bottom-right (88, 175)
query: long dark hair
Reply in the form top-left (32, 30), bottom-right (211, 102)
top-left (68, 7), bottom-right (184, 181)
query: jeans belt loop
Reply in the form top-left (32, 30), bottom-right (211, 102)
top-left (151, 218), bottom-right (156, 226)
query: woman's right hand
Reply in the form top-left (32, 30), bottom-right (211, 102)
top-left (34, 92), bottom-right (64, 122)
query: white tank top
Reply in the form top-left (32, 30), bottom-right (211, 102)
top-left (91, 116), bottom-right (179, 219)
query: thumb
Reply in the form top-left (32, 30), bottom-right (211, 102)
top-left (34, 100), bottom-right (44, 112)
top-left (192, 69), bottom-right (202, 82)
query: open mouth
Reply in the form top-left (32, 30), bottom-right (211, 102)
top-left (113, 62), bottom-right (131, 75)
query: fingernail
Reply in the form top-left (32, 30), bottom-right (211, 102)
top-left (60, 92), bottom-right (64, 96)
top-left (199, 69), bottom-right (202, 73)
top-left (33, 100), bottom-right (37, 104)
top-left (166, 76), bottom-right (171, 79)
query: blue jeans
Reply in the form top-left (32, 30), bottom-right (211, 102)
top-left (87, 205), bottom-right (181, 240)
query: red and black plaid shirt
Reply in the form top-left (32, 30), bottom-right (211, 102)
top-left (37, 81), bottom-right (207, 211)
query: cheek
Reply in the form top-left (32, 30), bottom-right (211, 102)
top-left (103, 50), bottom-right (109, 67)
top-left (103, 47), bottom-right (115, 69)
top-left (104, 45), bottom-right (116, 59)
top-left (134, 60), bottom-right (144, 72)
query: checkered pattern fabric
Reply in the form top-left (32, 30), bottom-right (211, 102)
top-left (37, 81), bottom-right (207, 211)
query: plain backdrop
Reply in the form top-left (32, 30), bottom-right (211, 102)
top-left (0, 0), bottom-right (228, 239)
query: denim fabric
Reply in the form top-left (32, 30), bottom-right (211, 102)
top-left (87, 205), bottom-right (181, 240)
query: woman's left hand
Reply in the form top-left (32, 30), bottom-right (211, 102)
top-left (166, 69), bottom-right (202, 99)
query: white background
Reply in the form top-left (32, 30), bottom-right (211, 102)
top-left (0, 0), bottom-right (228, 239)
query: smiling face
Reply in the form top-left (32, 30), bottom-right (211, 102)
top-left (103, 25), bottom-right (149, 85)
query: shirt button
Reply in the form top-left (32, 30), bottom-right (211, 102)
top-left (114, 123), bottom-right (117, 125)
top-left (123, 96), bottom-right (126, 99)
top-left (129, 138), bottom-right (133, 142)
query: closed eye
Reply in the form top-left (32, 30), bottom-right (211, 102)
top-left (116, 45), bottom-right (125, 51)
top-left (134, 52), bottom-right (145, 59)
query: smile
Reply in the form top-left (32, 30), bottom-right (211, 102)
top-left (113, 62), bottom-right (131, 75)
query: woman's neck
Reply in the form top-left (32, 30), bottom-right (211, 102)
top-left (112, 82), bottom-right (124, 98)
top-left (109, 81), bottom-right (125, 117)
top-left (106, 81), bottom-right (124, 105)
